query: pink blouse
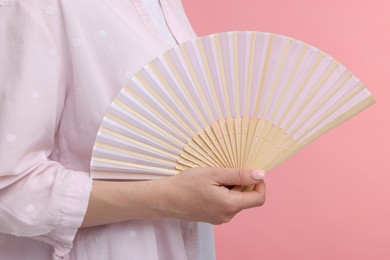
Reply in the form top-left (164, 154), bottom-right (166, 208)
top-left (0, 0), bottom-right (215, 259)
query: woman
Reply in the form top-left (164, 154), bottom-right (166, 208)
top-left (0, 0), bottom-right (266, 259)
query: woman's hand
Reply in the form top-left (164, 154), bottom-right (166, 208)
top-left (81, 168), bottom-right (266, 227)
top-left (157, 167), bottom-right (266, 224)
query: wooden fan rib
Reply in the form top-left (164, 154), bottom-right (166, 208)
top-left (195, 37), bottom-right (233, 167)
top-left (94, 143), bottom-right (177, 167)
top-left (182, 139), bottom-right (222, 167)
top-left (261, 37), bottom-right (292, 120)
top-left (163, 50), bottom-right (230, 166)
top-left (269, 44), bottom-right (309, 123)
top-left (176, 157), bottom-right (201, 169)
top-left (296, 84), bottom-right (368, 143)
top-left (104, 113), bottom-right (182, 153)
top-left (179, 149), bottom-right (213, 167)
top-left (245, 120), bottom-right (274, 167)
top-left (283, 60), bottom-right (339, 132)
top-left (196, 37), bottom-right (224, 119)
top-left (217, 120), bottom-right (236, 168)
top-left (253, 33), bottom-right (274, 117)
top-left (276, 50), bottom-right (324, 127)
top-left (289, 71), bottom-right (353, 136)
top-left (182, 41), bottom-right (239, 166)
top-left (91, 169), bottom-right (167, 180)
top-left (254, 126), bottom-right (298, 168)
top-left (265, 94), bottom-right (375, 172)
top-left (139, 65), bottom-right (229, 167)
top-left (244, 32), bottom-right (257, 116)
top-left (241, 33), bottom-right (274, 167)
top-left (191, 135), bottom-right (225, 167)
top-left (113, 99), bottom-right (185, 147)
top-left (214, 34), bottom-right (238, 166)
top-left (179, 44), bottom-right (215, 123)
top-left (92, 156), bottom-right (178, 175)
top-left (134, 70), bottom-right (196, 137)
top-left (239, 32), bottom-right (257, 166)
top-left (232, 32), bottom-right (240, 167)
top-left (98, 126), bottom-right (178, 160)
top-left (215, 33), bottom-right (232, 118)
top-left (200, 126), bottom-right (231, 167)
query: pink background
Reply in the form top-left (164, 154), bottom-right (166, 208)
top-left (183, 0), bottom-right (390, 259)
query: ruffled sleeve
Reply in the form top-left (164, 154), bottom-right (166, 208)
top-left (0, 2), bottom-right (92, 259)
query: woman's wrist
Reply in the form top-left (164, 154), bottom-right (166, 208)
top-left (81, 178), bottom-right (171, 228)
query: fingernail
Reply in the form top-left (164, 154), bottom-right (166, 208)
top-left (251, 170), bottom-right (265, 181)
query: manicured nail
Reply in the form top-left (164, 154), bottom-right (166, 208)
top-left (251, 170), bottom-right (265, 181)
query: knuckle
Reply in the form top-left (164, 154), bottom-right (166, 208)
top-left (256, 195), bottom-right (266, 207)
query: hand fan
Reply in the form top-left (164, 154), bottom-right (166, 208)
top-left (90, 31), bottom-right (375, 180)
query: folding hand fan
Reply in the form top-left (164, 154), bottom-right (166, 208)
top-left (90, 31), bottom-right (375, 180)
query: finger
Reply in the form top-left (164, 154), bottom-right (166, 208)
top-left (212, 168), bottom-right (265, 186)
top-left (232, 181), bottom-right (266, 210)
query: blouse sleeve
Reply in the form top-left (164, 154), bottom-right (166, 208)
top-left (0, 2), bottom-right (92, 258)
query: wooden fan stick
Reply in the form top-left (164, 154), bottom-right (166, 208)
top-left (258, 76), bottom-right (361, 167)
top-left (244, 38), bottom-right (293, 168)
top-left (91, 156), bottom-right (178, 175)
top-left (240, 34), bottom-right (274, 167)
top-left (234, 117), bottom-right (242, 167)
top-left (138, 66), bottom-right (229, 166)
top-left (136, 68), bottom-right (199, 134)
top-left (195, 37), bottom-right (233, 167)
top-left (184, 139), bottom-right (222, 166)
top-left (196, 38), bottom-right (224, 119)
top-left (94, 142), bottom-right (178, 167)
top-left (276, 52), bottom-right (324, 127)
top-left (261, 37), bottom-right (292, 120)
top-left (112, 98), bottom-right (219, 169)
top-left (265, 95), bottom-right (375, 172)
top-left (98, 128), bottom-right (177, 160)
top-left (240, 116), bottom-right (251, 166)
top-left (123, 86), bottom-right (192, 141)
top-left (296, 84), bottom-right (367, 143)
top-left (179, 44), bottom-right (215, 123)
top-left (200, 124), bottom-right (231, 167)
top-left (283, 60), bottom-right (339, 131)
top-left (105, 113), bottom-right (182, 152)
top-left (187, 138), bottom-right (225, 167)
top-left (162, 51), bottom-right (232, 167)
top-left (252, 33), bottom-right (274, 117)
top-left (245, 120), bottom-right (275, 167)
top-left (254, 127), bottom-right (298, 168)
top-left (125, 84), bottom-right (222, 166)
top-left (269, 44), bottom-right (308, 123)
top-left (233, 32), bottom-right (241, 167)
top-left (241, 34), bottom-right (274, 167)
top-left (179, 42), bottom-right (237, 167)
top-left (239, 32), bottom-right (257, 167)
top-left (180, 149), bottom-right (213, 167)
top-left (289, 71), bottom-right (353, 137)
top-left (113, 99), bottom-right (185, 147)
top-left (214, 34), bottom-right (239, 167)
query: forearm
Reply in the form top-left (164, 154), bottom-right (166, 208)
top-left (81, 179), bottom-right (168, 228)
top-left (81, 168), bottom-right (266, 228)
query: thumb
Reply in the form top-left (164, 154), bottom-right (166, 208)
top-left (212, 168), bottom-right (265, 186)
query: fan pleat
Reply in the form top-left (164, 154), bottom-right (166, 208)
top-left (91, 31), bottom-right (375, 180)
